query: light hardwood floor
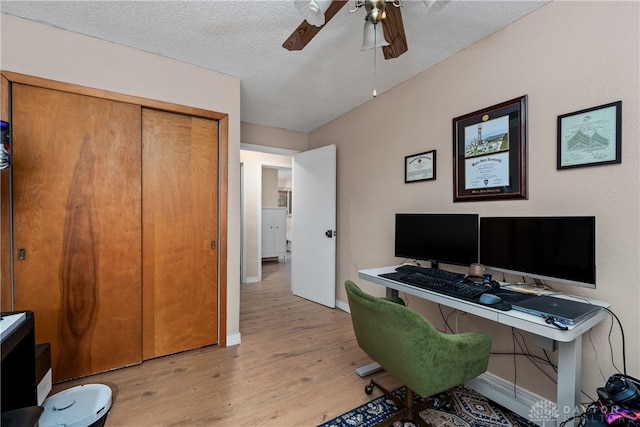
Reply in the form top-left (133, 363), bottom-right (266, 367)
top-left (51, 259), bottom-right (400, 426)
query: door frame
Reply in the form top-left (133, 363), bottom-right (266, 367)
top-left (239, 144), bottom-right (297, 284)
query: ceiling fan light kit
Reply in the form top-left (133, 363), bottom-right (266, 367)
top-left (361, 19), bottom-right (390, 50)
top-left (285, 0), bottom-right (409, 59)
top-left (354, 0), bottom-right (396, 25)
top-left (294, 0), bottom-right (333, 27)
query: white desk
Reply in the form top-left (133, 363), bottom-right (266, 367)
top-left (358, 266), bottom-right (610, 427)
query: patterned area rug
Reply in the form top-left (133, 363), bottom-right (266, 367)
top-left (319, 385), bottom-right (538, 427)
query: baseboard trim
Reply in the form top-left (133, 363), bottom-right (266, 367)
top-left (336, 299), bottom-right (350, 313)
top-left (465, 372), bottom-right (556, 426)
top-left (244, 277), bottom-right (259, 284)
top-left (226, 333), bottom-right (241, 346)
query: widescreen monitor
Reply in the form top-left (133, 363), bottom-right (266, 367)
top-left (394, 213), bottom-right (479, 268)
top-left (480, 216), bottom-right (596, 288)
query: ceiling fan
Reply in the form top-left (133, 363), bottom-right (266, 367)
top-left (283, 0), bottom-right (409, 60)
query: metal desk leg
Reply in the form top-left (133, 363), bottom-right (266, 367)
top-left (557, 336), bottom-right (582, 427)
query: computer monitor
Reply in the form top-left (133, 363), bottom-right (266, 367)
top-left (394, 213), bottom-right (479, 268)
top-left (479, 216), bottom-right (596, 288)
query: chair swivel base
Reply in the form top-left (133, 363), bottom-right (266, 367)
top-left (365, 379), bottom-right (451, 427)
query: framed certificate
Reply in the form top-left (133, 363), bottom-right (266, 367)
top-left (453, 96), bottom-right (527, 202)
top-left (557, 101), bottom-right (622, 169)
top-left (405, 150), bottom-right (436, 183)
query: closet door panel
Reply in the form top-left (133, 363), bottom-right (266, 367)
top-left (12, 84), bottom-right (142, 382)
top-left (142, 108), bottom-right (218, 359)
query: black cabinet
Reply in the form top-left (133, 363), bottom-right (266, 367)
top-left (1, 311), bottom-right (37, 412)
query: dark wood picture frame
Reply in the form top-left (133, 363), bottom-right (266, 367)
top-left (405, 150), bottom-right (436, 183)
top-left (557, 101), bottom-right (622, 169)
top-left (453, 95), bottom-right (527, 202)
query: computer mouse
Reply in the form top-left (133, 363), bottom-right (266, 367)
top-left (479, 293), bottom-right (502, 305)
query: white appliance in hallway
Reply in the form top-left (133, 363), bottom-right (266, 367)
top-left (261, 207), bottom-right (287, 260)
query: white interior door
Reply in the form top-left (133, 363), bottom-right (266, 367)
top-left (291, 145), bottom-right (336, 308)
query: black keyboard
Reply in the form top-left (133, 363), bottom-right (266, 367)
top-left (395, 264), bottom-right (467, 282)
top-left (398, 272), bottom-right (488, 299)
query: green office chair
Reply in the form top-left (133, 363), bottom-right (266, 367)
top-left (345, 280), bottom-right (492, 427)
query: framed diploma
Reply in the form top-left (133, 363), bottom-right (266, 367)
top-left (405, 150), bottom-right (436, 183)
top-left (453, 96), bottom-right (527, 202)
top-left (557, 101), bottom-right (622, 169)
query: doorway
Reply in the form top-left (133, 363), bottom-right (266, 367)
top-left (240, 144), bottom-right (337, 308)
top-left (239, 145), bottom-right (296, 284)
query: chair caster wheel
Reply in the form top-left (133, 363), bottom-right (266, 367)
top-left (433, 397), bottom-right (441, 409)
top-left (365, 380), bottom-right (375, 395)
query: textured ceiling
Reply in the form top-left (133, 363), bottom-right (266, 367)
top-left (1, 0), bottom-right (547, 133)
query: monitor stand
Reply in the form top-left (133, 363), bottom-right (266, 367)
top-left (531, 278), bottom-right (550, 291)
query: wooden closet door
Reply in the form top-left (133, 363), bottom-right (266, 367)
top-left (12, 84), bottom-right (142, 382)
top-left (142, 108), bottom-right (218, 359)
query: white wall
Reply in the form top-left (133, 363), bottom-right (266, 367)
top-left (262, 168), bottom-right (279, 208)
top-left (310, 1), bottom-right (639, 402)
top-left (1, 14), bottom-right (243, 343)
top-left (241, 122), bottom-right (308, 152)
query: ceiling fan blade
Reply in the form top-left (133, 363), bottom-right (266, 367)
top-left (282, 1), bottom-right (348, 51)
top-left (381, 5), bottom-right (408, 59)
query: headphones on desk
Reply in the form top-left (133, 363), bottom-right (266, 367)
top-left (467, 274), bottom-right (501, 290)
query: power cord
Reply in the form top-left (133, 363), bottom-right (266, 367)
top-left (587, 328), bottom-right (609, 383)
top-left (604, 307), bottom-right (627, 375)
top-left (437, 304), bottom-right (457, 334)
top-left (490, 351), bottom-right (557, 368)
top-left (495, 329), bottom-right (598, 404)
top-left (558, 412), bottom-right (588, 427)
top-left (402, 294), bottom-right (457, 334)
top-left (509, 328), bottom-right (558, 397)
